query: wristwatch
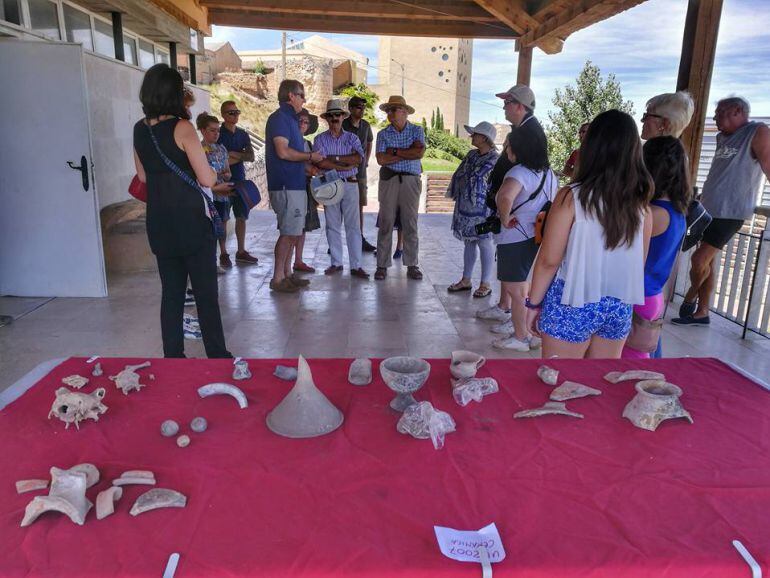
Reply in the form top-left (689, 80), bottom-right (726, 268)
top-left (335, 155), bottom-right (340, 162)
top-left (524, 297), bottom-right (543, 310)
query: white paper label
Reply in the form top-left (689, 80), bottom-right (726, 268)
top-left (434, 522), bottom-right (506, 563)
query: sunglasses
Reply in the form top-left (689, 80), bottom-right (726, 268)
top-left (503, 98), bottom-right (518, 106)
top-left (641, 112), bottom-right (663, 122)
top-left (328, 112), bottom-right (344, 118)
top-left (224, 110), bottom-right (241, 116)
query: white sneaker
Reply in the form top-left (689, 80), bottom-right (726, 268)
top-left (491, 319), bottom-right (514, 335)
top-left (492, 335), bottom-right (531, 352)
top-left (528, 335), bottom-right (542, 350)
top-left (476, 305), bottom-right (511, 322)
top-left (217, 265), bottom-right (227, 275)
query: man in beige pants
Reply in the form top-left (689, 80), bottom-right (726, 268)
top-left (374, 96), bottom-right (426, 281)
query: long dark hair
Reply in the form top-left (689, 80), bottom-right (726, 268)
top-left (140, 64), bottom-right (190, 120)
top-left (506, 120), bottom-right (549, 171)
top-left (573, 110), bottom-right (653, 249)
top-left (643, 136), bottom-right (691, 214)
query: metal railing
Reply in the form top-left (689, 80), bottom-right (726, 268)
top-left (673, 207), bottom-right (770, 338)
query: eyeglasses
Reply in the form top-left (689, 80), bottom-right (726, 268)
top-left (293, 92), bottom-right (306, 99)
top-left (503, 98), bottom-right (518, 106)
top-left (641, 112), bottom-right (663, 122)
top-left (224, 110), bottom-right (241, 116)
top-left (328, 112), bottom-right (344, 118)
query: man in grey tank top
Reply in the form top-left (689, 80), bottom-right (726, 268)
top-left (674, 97), bottom-right (770, 326)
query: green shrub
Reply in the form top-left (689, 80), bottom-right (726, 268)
top-left (425, 147), bottom-right (456, 161)
top-left (426, 128), bottom-right (471, 161)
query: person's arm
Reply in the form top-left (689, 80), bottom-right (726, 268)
top-left (133, 149), bottom-right (146, 184)
top-left (275, 136), bottom-right (323, 163)
top-left (176, 120), bottom-right (216, 187)
top-left (751, 123), bottom-right (770, 181)
top-left (375, 130), bottom-right (398, 166)
top-left (642, 206), bottom-right (653, 262)
top-left (495, 178), bottom-right (524, 228)
top-left (389, 140), bottom-right (425, 160)
top-left (365, 128), bottom-right (373, 165)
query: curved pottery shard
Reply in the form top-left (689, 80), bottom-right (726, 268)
top-left (130, 488), bottom-right (187, 516)
top-left (96, 487), bottom-right (123, 520)
top-left (198, 382), bottom-right (248, 409)
top-left (266, 355), bottom-right (344, 438)
top-left (348, 358), bottom-right (372, 386)
top-left (16, 479), bottom-right (49, 494)
top-left (62, 375), bottom-right (89, 389)
top-left (514, 401), bottom-right (584, 419)
top-left (48, 387), bottom-right (108, 430)
top-left (21, 467), bottom-right (92, 527)
top-left (604, 370), bottom-right (665, 384)
top-left (550, 381), bottom-right (602, 402)
top-left (110, 361), bottom-right (151, 395)
top-left (623, 380), bottom-right (693, 431)
top-left (537, 365), bottom-right (559, 386)
top-left (69, 463), bottom-right (100, 488)
top-left (113, 470), bottom-right (156, 487)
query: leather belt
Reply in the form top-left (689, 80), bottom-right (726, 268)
top-left (345, 177), bottom-right (358, 183)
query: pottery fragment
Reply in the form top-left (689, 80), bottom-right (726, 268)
top-left (514, 401), bottom-right (584, 419)
top-left (109, 361), bottom-right (151, 395)
top-left (274, 365), bottom-right (298, 381)
top-left (452, 377), bottom-right (499, 406)
top-left (15, 479), bottom-right (49, 494)
top-left (604, 370), bottom-right (665, 384)
top-left (622, 380), bottom-right (693, 431)
top-left (21, 467), bottom-right (93, 527)
top-left (197, 382), bottom-right (248, 409)
top-left (69, 463), bottom-right (100, 488)
top-left (232, 359), bottom-right (252, 380)
top-left (96, 487), bottom-right (123, 520)
top-left (91, 362), bottom-right (103, 377)
top-left (550, 381), bottom-right (602, 401)
top-left (537, 365), bottom-right (559, 386)
top-left (348, 358), bottom-right (372, 386)
top-left (129, 488), bottom-right (187, 516)
top-left (449, 350), bottom-right (486, 381)
top-left (113, 470), bottom-right (156, 487)
top-left (62, 375), bottom-right (89, 389)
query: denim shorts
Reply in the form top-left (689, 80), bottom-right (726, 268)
top-left (538, 278), bottom-right (632, 343)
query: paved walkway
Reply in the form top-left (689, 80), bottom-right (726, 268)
top-left (1, 212), bottom-right (769, 392)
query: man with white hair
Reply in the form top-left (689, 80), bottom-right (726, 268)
top-left (674, 96), bottom-right (770, 326)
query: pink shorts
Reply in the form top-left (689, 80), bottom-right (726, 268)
top-left (621, 293), bottom-right (664, 359)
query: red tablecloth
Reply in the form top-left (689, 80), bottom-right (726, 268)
top-left (1, 357), bottom-right (769, 577)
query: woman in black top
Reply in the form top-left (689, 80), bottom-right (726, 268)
top-left (133, 64), bottom-right (231, 358)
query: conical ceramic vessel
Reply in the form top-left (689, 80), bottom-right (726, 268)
top-left (266, 356), bottom-right (344, 438)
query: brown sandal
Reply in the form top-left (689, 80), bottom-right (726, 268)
top-left (448, 281), bottom-right (472, 293)
top-left (473, 286), bottom-right (492, 298)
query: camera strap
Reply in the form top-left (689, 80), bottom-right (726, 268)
top-left (509, 170), bottom-right (549, 215)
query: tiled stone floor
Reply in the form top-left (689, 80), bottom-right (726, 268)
top-left (2, 212), bottom-right (769, 392)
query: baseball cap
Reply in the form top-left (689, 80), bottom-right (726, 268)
top-left (495, 84), bottom-right (536, 110)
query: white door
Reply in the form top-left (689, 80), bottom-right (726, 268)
top-left (0, 41), bottom-right (106, 297)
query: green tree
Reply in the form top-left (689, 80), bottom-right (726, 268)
top-left (546, 60), bottom-right (635, 176)
top-left (337, 83), bottom-right (379, 125)
top-left (437, 107), bottom-right (444, 132)
top-left (431, 109), bottom-right (436, 130)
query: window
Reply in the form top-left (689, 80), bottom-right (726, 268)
top-left (189, 28), bottom-right (198, 50)
top-left (93, 18), bottom-right (114, 58)
top-left (0, 0), bottom-right (22, 25)
top-left (155, 48), bottom-right (169, 65)
top-left (138, 38), bottom-right (154, 68)
top-left (28, 0), bottom-right (60, 39)
top-left (63, 3), bottom-right (92, 50)
top-left (123, 35), bottom-right (137, 65)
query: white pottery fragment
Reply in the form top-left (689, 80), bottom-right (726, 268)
top-left (537, 365), bottom-right (559, 386)
top-left (604, 370), bottom-right (665, 384)
top-left (514, 401), bottom-right (584, 419)
top-left (197, 382), bottom-right (248, 409)
top-left (91, 362), bottom-right (103, 377)
top-left (177, 434), bottom-right (190, 447)
top-left (15, 479), bottom-right (49, 494)
top-left (232, 359), bottom-right (252, 380)
top-left (109, 361), bottom-right (151, 395)
top-left (451, 377), bottom-right (499, 407)
top-left (130, 488), bottom-right (187, 516)
top-left (622, 380), bottom-right (693, 431)
top-left (161, 420), bottom-right (179, 437)
top-left (396, 401), bottom-right (456, 450)
top-left (274, 365), bottom-right (298, 381)
top-left (190, 417), bottom-right (207, 433)
top-left (266, 355), bottom-right (344, 438)
top-left (96, 487), bottom-right (123, 520)
top-left (550, 381), bottom-right (602, 401)
top-left (112, 470), bottom-right (156, 487)
top-left (21, 467), bottom-right (93, 527)
top-left (48, 387), bottom-right (108, 430)
top-left (348, 358), bottom-right (372, 386)
top-left (62, 375), bottom-right (89, 389)
top-left (449, 350), bottom-right (486, 381)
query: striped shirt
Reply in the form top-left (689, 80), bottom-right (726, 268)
top-left (313, 130), bottom-right (366, 179)
top-left (376, 121), bottom-right (425, 175)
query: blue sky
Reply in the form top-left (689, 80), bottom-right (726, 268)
top-left (208, 0), bottom-right (770, 125)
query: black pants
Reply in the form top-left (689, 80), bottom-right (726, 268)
top-left (156, 240), bottom-right (231, 358)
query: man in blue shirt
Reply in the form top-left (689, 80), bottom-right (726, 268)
top-left (374, 95), bottom-right (425, 281)
top-left (218, 100), bottom-right (258, 266)
top-left (265, 80), bottom-right (324, 293)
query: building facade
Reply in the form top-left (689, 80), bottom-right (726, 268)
top-left (375, 36), bottom-right (472, 136)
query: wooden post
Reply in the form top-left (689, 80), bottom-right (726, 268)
top-left (676, 0), bottom-right (724, 180)
top-left (169, 42), bottom-right (178, 69)
top-left (517, 45), bottom-right (533, 86)
top-left (189, 54), bottom-right (197, 85)
top-left (111, 12), bottom-right (124, 62)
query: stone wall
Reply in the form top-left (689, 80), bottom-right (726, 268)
top-left (216, 71), bottom-right (269, 99)
top-left (267, 56), bottom-right (333, 116)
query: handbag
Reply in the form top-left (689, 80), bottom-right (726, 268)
top-left (310, 169), bottom-right (345, 206)
top-left (128, 175), bottom-right (147, 203)
top-left (233, 180), bottom-right (261, 211)
top-left (145, 122), bottom-right (225, 239)
top-left (625, 311), bottom-right (665, 353)
top-left (681, 199), bottom-right (712, 252)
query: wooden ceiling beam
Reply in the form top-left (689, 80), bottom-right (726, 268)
top-left (207, 8), bottom-right (518, 37)
top-left (470, 0), bottom-right (540, 35)
top-left (201, 0), bottom-right (498, 22)
top-left (520, 0), bottom-right (647, 51)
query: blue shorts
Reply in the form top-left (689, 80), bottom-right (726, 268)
top-left (213, 195), bottom-right (248, 222)
top-left (538, 278), bottom-right (632, 343)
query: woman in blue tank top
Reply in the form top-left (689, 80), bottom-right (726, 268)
top-left (622, 137), bottom-right (690, 358)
